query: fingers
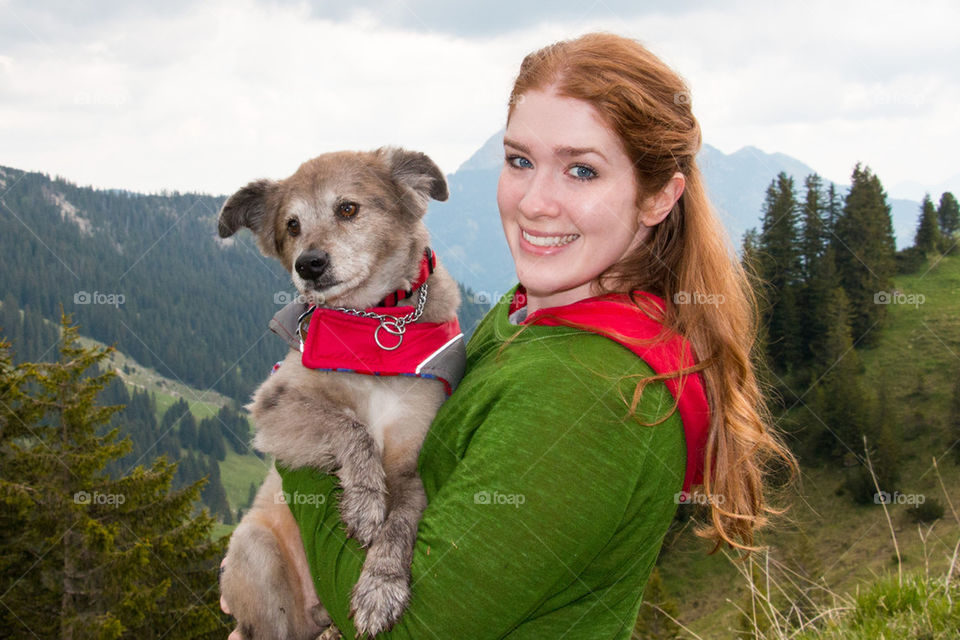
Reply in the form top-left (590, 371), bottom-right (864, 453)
top-left (219, 557), bottom-right (232, 615)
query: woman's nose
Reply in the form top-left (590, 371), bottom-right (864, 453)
top-left (518, 169), bottom-right (560, 218)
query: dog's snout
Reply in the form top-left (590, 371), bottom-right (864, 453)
top-left (295, 250), bottom-right (330, 281)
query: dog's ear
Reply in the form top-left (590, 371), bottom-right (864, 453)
top-left (378, 147), bottom-right (449, 216)
top-left (218, 179), bottom-right (280, 256)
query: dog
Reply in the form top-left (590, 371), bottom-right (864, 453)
top-left (217, 147), bottom-right (464, 639)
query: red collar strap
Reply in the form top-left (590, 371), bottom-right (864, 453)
top-left (511, 286), bottom-right (711, 493)
top-left (378, 247), bottom-right (436, 307)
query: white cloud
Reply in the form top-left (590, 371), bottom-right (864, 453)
top-left (0, 0), bottom-right (957, 196)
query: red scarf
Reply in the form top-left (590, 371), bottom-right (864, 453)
top-left (512, 287), bottom-right (710, 493)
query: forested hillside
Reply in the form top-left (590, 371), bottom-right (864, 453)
top-left (0, 165), bottom-right (489, 400)
top-left (0, 164), bottom-right (489, 530)
top-left (0, 165), bottom-right (288, 399)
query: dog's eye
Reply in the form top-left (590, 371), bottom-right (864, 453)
top-left (286, 219), bottom-right (301, 236)
top-left (337, 202), bottom-right (359, 218)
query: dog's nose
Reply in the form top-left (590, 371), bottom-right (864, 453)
top-left (295, 250), bottom-right (330, 281)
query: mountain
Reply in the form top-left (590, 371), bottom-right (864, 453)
top-left (0, 166), bottom-right (487, 404)
top-left (426, 131), bottom-right (928, 298)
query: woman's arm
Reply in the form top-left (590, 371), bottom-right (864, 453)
top-left (279, 349), bottom-right (685, 639)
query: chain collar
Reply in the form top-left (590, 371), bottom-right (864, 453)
top-left (297, 283), bottom-right (429, 352)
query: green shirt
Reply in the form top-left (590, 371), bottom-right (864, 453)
top-left (278, 289), bottom-right (686, 639)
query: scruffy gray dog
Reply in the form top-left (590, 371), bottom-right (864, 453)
top-left (217, 148), bottom-right (462, 639)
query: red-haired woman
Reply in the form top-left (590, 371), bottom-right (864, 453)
top-left (228, 32), bottom-right (796, 639)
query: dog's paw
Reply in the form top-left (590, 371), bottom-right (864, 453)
top-left (349, 567), bottom-right (410, 638)
top-left (339, 484), bottom-right (387, 547)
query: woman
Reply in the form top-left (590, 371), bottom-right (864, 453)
top-left (230, 32), bottom-right (795, 639)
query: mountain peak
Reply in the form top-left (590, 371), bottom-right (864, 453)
top-left (455, 129), bottom-right (505, 173)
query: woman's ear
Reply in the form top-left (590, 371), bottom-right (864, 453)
top-left (640, 172), bottom-right (685, 227)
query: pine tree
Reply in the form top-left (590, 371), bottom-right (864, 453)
top-left (832, 164), bottom-right (896, 346)
top-left (798, 175), bottom-right (831, 367)
top-left (914, 194), bottom-right (942, 254)
top-left (757, 173), bottom-right (803, 371)
top-left (817, 287), bottom-right (870, 460)
top-left (800, 174), bottom-right (827, 284)
top-left (802, 245), bottom-right (841, 370)
top-left (179, 410), bottom-right (198, 450)
top-left (633, 566), bottom-right (681, 639)
top-left (200, 454), bottom-right (233, 524)
top-left (740, 227), bottom-right (762, 290)
top-left (0, 316), bottom-right (228, 639)
top-left (825, 182), bottom-right (843, 234)
top-left (938, 191), bottom-right (960, 239)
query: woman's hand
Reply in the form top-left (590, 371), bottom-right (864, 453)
top-left (219, 557), bottom-right (244, 640)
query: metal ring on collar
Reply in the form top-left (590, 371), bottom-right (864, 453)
top-left (374, 322), bottom-right (404, 350)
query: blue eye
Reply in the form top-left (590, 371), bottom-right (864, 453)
top-left (506, 155), bottom-right (533, 169)
top-left (568, 164), bottom-right (597, 180)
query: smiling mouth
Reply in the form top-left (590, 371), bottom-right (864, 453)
top-left (522, 229), bottom-right (580, 248)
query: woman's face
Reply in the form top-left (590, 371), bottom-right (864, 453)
top-left (497, 88), bottom-right (648, 314)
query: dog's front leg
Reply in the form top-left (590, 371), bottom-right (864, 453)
top-left (251, 382), bottom-right (389, 548)
top-left (350, 465), bottom-right (427, 637)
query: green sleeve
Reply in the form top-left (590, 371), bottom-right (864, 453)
top-left (279, 344), bottom-right (685, 639)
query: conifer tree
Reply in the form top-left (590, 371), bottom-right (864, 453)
top-left (938, 191), bottom-right (960, 239)
top-left (798, 175), bottom-right (832, 367)
top-left (914, 194), bottom-right (942, 254)
top-left (832, 164), bottom-right (896, 346)
top-left (804, 245), bottom-right (841, 367)
top-left (0, 317), bottom-right (228, 639)
top-left (179, 410), bottom-right (198, 450)
top-left (825, 182), bottom-right (843, 234)
top-left (817, 287), bottom-right (870, 460)
top-left (633, 566), bottom-right (681, 640)
top-left (800, 174), bottom-right (827, 283)
top-left (757, 173), bottom-right (803, 371)
top-left (200, 454), bottom-right (233, 524)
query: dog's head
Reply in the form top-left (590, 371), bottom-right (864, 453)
top-left (218, 147), bottom-right (448, 308)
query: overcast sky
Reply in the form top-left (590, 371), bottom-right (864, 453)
top-left (1, 0), bottom-right (957, 200)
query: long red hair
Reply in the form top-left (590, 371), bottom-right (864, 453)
top-left (506, 32), bottom-right (797, 552)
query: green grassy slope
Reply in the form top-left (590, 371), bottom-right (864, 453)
top-left (660, 253), bottom-right (960, 638)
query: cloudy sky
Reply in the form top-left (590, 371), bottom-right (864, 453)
top-left (1, 0), bottom-right (957, 200)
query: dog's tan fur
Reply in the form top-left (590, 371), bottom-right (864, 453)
top-left (217, 148), bottom-right (458, 638)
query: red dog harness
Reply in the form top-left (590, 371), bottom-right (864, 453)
top-left (268, 248), bottom-right (466, 395)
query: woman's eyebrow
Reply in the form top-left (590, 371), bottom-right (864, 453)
top-left (503, 138), bottom-right (607, 162)
top-left (556, 145), bottom-right (607, 162)
top-left (503, 138), bottom-right (529, 153)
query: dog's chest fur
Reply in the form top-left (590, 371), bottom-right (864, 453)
top-left (251, 351), bottom-right (445, 474)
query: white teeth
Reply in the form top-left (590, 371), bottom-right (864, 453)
top-left (522, 230), bottom-right (580, 247)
